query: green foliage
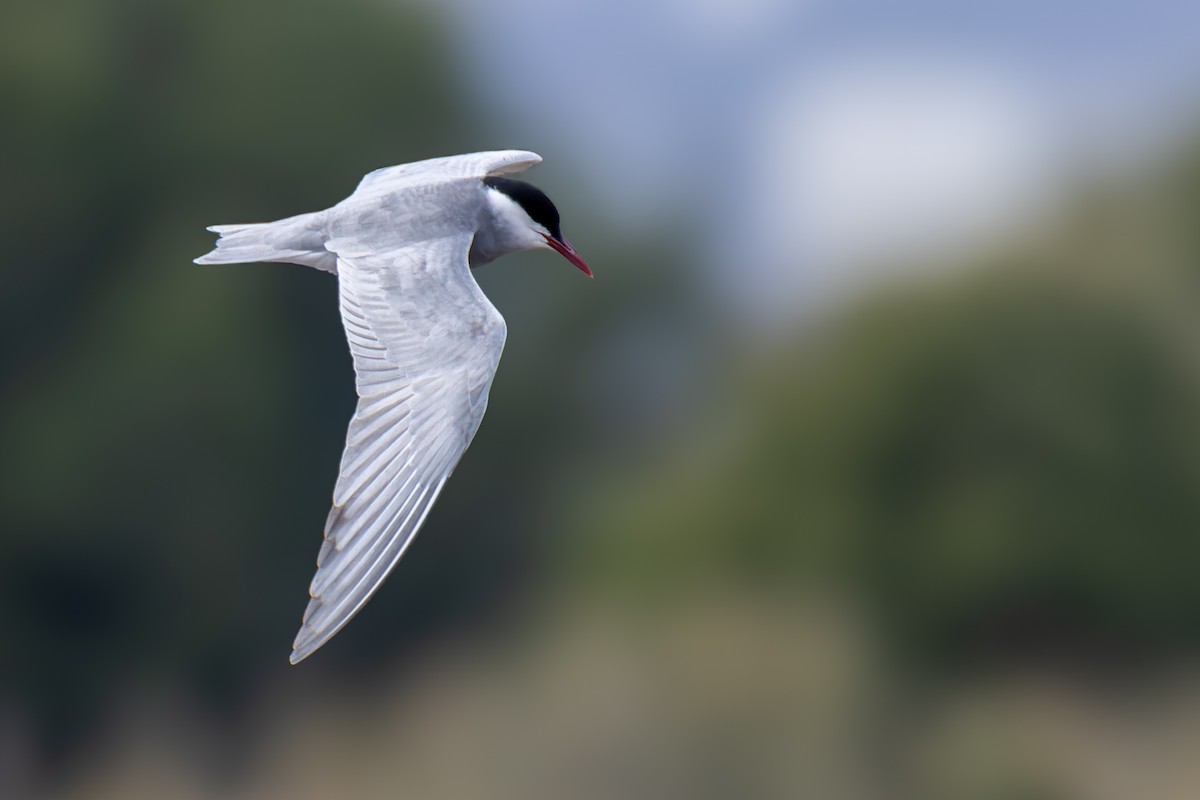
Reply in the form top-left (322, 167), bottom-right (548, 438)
top-left (561, 151), bottom-right (1200, 660)
top-left (0, 0), bottom-right (483, 749)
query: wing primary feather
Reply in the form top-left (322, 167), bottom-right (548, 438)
top-left (304, 437), bottom-right (458, 630)
top-left (308, 483), bottom-right (434, 623)
top-left (292, 476), bottom-right (449, 664)
top-left (313, 461), bottom-right (427, 595)
top-left (313, 434), bottom-right (460, 601)
top-left (334, 421), bottom-right (417, 504)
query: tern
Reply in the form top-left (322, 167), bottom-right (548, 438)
top-left (195, 151), bottom-right (590, 664)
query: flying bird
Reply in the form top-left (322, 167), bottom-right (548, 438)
top-left (195, 151), bottom-right (590, 664)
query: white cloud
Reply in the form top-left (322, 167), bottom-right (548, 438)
top-left (742, 56), bottom-right (1061, 312)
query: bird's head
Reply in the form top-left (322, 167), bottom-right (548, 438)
top-left (482, 176), bottom-right (592, 277)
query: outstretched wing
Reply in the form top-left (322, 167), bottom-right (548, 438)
top-left (352, 150), bottom-right (542, 197)
top-left (290, 232), bottom-right (506, 664)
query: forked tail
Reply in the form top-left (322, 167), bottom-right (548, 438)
top-left (194, 211), bottom-right (336, 273)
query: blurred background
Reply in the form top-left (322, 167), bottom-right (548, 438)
top-left (3, 0), bottom-right (1200, 797)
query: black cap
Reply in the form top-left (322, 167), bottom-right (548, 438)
top-left (483, 176), bottom-right (564, 241)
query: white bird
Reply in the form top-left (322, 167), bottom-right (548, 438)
top-left (195, 151), bottom-right (590, 664)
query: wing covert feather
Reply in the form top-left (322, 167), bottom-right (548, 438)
top-left (353, 150), bottom-right (541, 195)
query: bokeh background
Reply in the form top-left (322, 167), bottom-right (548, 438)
top-left (4, 1), bottom-right (1200, 798)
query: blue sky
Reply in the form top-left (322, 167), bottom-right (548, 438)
top-left (432, 0), bottom-right (1200, 320)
